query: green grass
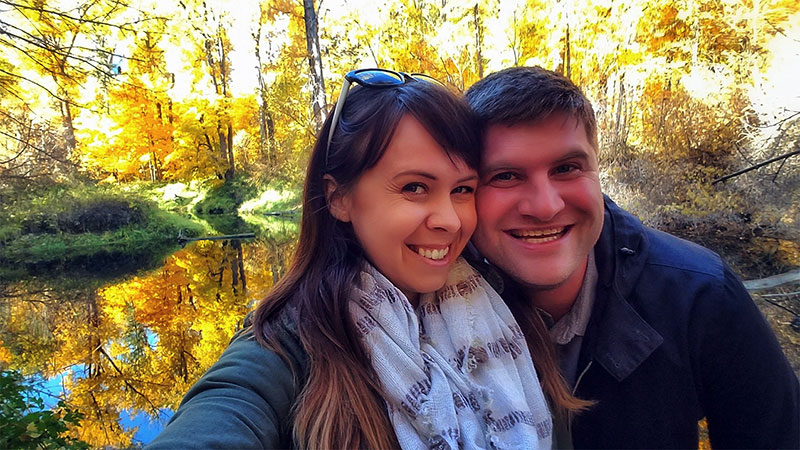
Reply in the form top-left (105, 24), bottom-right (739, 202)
top-left (191, 175), bottom-right (302, 234)
top-left (193, 175), bottom-right (259, 216)
top-left (240, 214), bottom-right (300, 242)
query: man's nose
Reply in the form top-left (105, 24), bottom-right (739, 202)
top-left (516, 177), bottom-right (565, 222)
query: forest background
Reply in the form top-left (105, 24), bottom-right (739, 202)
top-left (1, 0), bottom-right (799, 447)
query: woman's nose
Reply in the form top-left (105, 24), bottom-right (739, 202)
top-left (426, 196), bottom-right (461, 232)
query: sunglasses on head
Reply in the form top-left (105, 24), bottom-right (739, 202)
top-left (325, 68), bottom-right (442, 167)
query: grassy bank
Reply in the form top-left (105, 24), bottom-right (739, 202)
top-left (0, 177), bottom-right (302, 282)
top-left (122, 176), bottom-right (301, 234)
top-left (0, 183), bottom-right (203, 282)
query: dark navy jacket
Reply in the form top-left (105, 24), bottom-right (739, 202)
top-left (478, 197), bottom-right (799, 449)
top-left (573, 198), bottom-right (798, 449)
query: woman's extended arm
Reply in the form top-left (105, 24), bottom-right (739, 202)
top-left (147, 325), bottom-right (306, 449)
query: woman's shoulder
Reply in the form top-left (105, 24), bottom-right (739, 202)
top-left (238, 306), bottom-right (307, 374)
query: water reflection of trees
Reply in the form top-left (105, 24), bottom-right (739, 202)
top-left (0, 235), bottom-right (296, 447)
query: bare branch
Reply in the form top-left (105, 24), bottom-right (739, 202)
top-left (744, 268), bottom-right (800, 290)
top-left (712, 147), bottom-right (800, 184)
top-left (760, 291), bottom-right (800, 298)
top-left (0, 67), bottom-right (78, 106)
top-left (0, 0), bottom-right (163, 34)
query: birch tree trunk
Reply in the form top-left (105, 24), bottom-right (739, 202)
top-left (473, 3), bottom-right (484, 79)
top-left (303, 0), bottom-right (327, 131)
top-left (61, 99), bottom-right (77, 158)
top-left (254, 21), bottom-right (269, 164)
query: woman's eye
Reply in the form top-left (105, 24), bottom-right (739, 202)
top-left (402, 183), bottom-right (426, 194)
top-left (452, 185), bottom-right (475, 194)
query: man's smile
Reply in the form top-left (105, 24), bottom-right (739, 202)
top-left (508, 226), bottom-right (570, 244)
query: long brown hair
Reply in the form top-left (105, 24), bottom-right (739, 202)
top-left (505, 287), bottom-right (595, 422)
top-left (253, 79), bottom-right (480, 449)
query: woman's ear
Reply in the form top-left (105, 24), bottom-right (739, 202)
top-left (323, 174), bottom-right (351, 222)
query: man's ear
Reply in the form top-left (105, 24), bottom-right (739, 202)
top-left (323, 174), bottom-right (351, 222)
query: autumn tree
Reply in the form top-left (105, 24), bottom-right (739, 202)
top-left (253, 5), bottom-right (278, 168)
top-left (249, 0), bottom-right (322, 180)
top-left (77, 22), bottom-right (174, 182)
top-left (0, 0), bottom-right (159, 163)
top-left (173, 0), bottom-right (237, 181)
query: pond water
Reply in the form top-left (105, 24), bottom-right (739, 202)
top-left (0, 217), bottom-right (298, 448)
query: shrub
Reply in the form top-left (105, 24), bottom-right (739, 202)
top-left (0, 370), bottom-right (89, 449)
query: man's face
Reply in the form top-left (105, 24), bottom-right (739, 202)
top-left (473, 114), bottom-right (604, 296)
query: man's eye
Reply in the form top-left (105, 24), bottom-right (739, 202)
top-left (491, 172), bottom-right (516, 182)
top-left (553, 164), bottom-right (578, 174)
top-left (452, 185), bottom-right (475, 194)
top-left (403, 183), bottom-right (426, 194)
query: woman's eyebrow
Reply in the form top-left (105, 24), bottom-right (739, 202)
top-left (393, 171), bottom-right (478, 183)
top-left (394, 170), bottom-right (437, 180)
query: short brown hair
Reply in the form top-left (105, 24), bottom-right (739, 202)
top-left (465, 66), bottom-right (598, 151)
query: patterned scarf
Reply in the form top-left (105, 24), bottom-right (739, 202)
top-left (349, 257), bottom-right (553, 449)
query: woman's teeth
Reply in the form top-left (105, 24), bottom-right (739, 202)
top-left (415, 246), bottom-right (449, 260)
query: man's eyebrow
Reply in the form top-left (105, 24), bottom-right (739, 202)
top-left (479, 163), bottom-right (516, 173)
top-left (481, 148), bottom-right (592, 170)
top-left (556, 149), bottom-right (592, 162)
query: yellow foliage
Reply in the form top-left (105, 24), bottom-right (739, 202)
top-left (698, 418), bottom-right (711, 449)
top-left (0, 340), bottom-right (12, 366)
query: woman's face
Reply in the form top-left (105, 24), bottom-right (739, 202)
top-left (332, 115), bottom-right (478, 305)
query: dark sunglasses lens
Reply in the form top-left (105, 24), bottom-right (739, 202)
top-left (351, 69), bottom-right (405, 86)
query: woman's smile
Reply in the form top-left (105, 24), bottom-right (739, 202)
top-left (407, 244), bottom-right (450, 261)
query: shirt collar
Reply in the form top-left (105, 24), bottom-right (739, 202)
top-left (548, 250), bottom-right (598, 345)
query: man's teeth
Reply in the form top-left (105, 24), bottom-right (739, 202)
top-left (512, 228), bottom-right (565, 242)
top-left (415, 246), bottom-right (449, 260)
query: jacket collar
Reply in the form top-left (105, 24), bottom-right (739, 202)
top-left (584, 196), bottom-right (663, 382)
top-left (466, 197), bottom-right (664, 382)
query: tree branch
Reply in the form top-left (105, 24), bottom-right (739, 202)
top-left (0, 0), bottom-right (159, 33)
top-left (744, 269), bottom-right (800, 290)
top-left (712, 148), bottom-right (800, 184)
